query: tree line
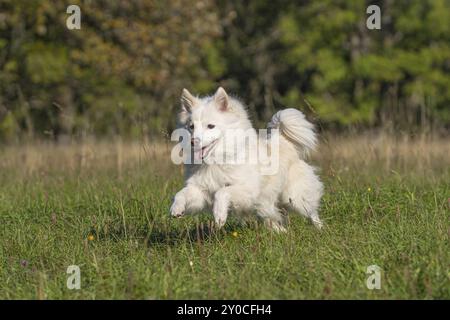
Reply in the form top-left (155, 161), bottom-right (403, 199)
top-left (0, 0), bottom-right (449, 141)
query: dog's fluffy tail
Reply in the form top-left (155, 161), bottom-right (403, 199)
top-left (268, 108), bottom-right (317, 158)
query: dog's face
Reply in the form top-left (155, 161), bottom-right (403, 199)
top-left (179, 87), bottom-right (238, 160)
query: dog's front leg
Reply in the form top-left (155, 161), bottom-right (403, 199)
top-left (170, 184), bottom-right (206, 218)
top-left (213, 188), bottom-right (230, 228)
top-left (213, 186), bottom-right (253, 228)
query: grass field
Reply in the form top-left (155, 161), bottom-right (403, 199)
top-left (0, 134), bottom-right (449, 299)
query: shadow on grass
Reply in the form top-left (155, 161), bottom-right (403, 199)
top-left (93, 218), bottom-right (254, 247)
top-left (144, 220), bottom-right (252, 247)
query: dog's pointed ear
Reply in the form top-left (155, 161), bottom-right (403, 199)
top-left (214, 87), bottom-right (229, 112)
top-left (180, 88), bottom-right (197, 113)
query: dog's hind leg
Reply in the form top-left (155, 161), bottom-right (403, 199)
top-left (285, 195), bottom-right (323, 229)
top-left (256, 198), bottom-right (286, 233)
top-left (281, 161), bottom-right (324, 229)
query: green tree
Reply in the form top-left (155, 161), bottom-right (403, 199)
top-left (277, 0), bottom-right (450, 130)
top-left (0, 0), bottom-right (222, 140)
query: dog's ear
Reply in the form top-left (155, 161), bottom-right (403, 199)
top-left (180, 88), bottom-right (198, 113)
top-left (214, 87), bottom-right (229, 112)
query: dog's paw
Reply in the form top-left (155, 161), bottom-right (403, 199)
top-left (213, 210), bottom-right (228, 229)
top-left (312, 218), bottom-right (323, 230)
top-left (213, 208), bottom-right (228, 228)
top-left (214, 216), bottom-right (227, 228)
top-left (170, 202), bottom-right (185, 218)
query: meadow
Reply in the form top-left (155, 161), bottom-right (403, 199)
top-left (0, 134), bottom-right (449, 299)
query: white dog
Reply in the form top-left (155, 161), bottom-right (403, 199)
top-left (170, 87), bottom-right (323, 232)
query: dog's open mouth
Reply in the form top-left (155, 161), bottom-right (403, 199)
top-left (194, 139), bottom-right (218, 161)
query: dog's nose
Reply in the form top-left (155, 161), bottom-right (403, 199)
top-left (191, 138), bottom-right (199, 146)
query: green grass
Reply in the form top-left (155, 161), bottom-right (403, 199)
top-left (0, 139), bottom-right (449, 299)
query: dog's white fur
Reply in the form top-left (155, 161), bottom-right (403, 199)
top-left (170, 87), bottom-right (323, 232)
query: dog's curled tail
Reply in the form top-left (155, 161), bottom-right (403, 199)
top-left (268, 108), bottom-right (317, 158)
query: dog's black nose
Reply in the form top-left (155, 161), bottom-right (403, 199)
top-left (191, 137), bottom-right (200, 146)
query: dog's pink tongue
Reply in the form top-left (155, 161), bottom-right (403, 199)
top-left (193, 148), bottom-right (203, 162)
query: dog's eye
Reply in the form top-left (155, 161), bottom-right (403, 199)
top-left (207, 124), bottom-right (215, 129)
top-left (189, 124), bottom-right (194, 130)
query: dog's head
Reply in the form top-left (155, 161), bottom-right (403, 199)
top-left (178, 87), bottom-right (243, 161)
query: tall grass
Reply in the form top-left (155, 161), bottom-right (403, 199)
top-left (2, 133), bottom-right (448, 177)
